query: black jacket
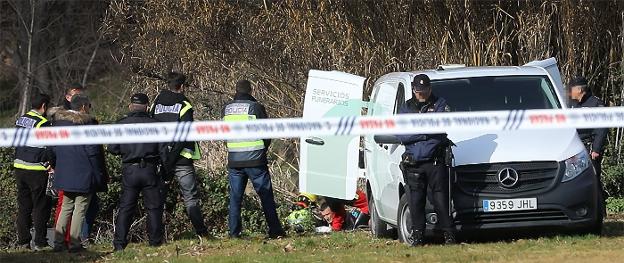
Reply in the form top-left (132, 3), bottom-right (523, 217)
top-left (51, 110), bottom-right (107, 193)
top-left (14, 110), bottom-right (52, 168)
top-left (397, 95), bottom-right (449, 161)
top-left (222, 93), bottom-right (271, 168)
top-left (150, 90), bottom-right (195, 167)
top-left (107, 111), bottom-right (165, 165)
top-left (571, 93), bottom-right (608, 153)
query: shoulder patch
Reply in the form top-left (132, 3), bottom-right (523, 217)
top-left (153, 103), bottom-right (182, 115)
top-left (16, 116), bottom-right (36, 128)
top-left (224, 103), bottom-right (250, 115)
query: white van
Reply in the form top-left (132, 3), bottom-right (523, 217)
top-left (299, 58), bottom-right (602, 243)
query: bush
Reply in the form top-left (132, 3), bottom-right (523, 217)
top-left (607, 197), bottom-right (624, 214)
top-left (601, 161), bottom-right (624, 198)
top-left (0, 147), bottom-right (292, 247)
top-left (156, 168), bottom-right (291, 240)
top-left (0, 147), bottom-right (17, 247)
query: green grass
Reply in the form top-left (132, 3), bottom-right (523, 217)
top-left (2, 216), bottom-right (624, 263)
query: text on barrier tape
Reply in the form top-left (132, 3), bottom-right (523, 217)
top-left (1, 107), bottom-right (624, 147)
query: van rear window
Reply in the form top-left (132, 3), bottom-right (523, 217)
top-left (431, 76), bottom-right (561, 112)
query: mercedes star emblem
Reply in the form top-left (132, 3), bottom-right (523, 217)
top-left (498, 167), bottom-right (519, 188)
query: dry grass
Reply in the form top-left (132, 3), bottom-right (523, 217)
top-left (101, 0), bottom-right (624, 194)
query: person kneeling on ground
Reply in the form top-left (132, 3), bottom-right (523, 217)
top-left (320, 189), bottom-right (370, 232)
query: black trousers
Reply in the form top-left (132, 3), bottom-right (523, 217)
top-left (593, 156), bottom-right (608, 216)
top-left (113, 164), bottom-right (164, 248)
top-left (16, 169), bottom-right (52, 246)
top-left (402, 161), bottom-right (453, 232)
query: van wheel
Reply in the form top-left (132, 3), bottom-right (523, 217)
top-left (369, 195), bottom-right (396, 239)
top-left (397, 194), bottom-right (414, 245)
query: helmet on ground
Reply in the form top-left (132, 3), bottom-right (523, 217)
top-left (296, 192), bottom-right (318, 208)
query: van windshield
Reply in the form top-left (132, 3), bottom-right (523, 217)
top-left (431, 75), bottom-right (561, 112)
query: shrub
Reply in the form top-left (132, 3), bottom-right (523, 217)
top-left (601, 161), bottom-right (624, 198)
top-left (0, 147), bottom-right (292, 247)
top-left (606, 197), bottom-right (624, 214)
top-left (0, 147), bottom-right (17, 247)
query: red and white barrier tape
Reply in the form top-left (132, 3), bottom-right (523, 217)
top-left (1, 107), bottom-right (623, 147)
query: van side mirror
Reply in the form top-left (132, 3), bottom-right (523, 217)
top-left (374, 135), bottom-right (401, 144)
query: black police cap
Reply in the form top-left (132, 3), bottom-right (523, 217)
top-left (130, 93), bottom-right (149, 105)
top-left (567, 76), bottom-right (588, 88)
top-left (412, 74), bottom-right (431, 91)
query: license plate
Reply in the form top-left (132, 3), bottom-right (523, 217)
top-left (482, 198), bottom-right (537, 212)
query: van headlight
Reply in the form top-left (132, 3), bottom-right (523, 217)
top-left (562, 151), bottom-right (591, 182)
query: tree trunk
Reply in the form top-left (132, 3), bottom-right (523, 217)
top-left (17, 0), bottom-right (35, 116)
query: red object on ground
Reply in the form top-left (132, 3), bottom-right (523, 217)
top-left (353, 189), bottom-right (369, 214)
top-left (330, 189), bottom-right (370, 231)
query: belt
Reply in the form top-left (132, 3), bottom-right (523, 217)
top-left (401, 154), bottom-right (431, 166)
top-left (124, 157), bottom-right (159, 168)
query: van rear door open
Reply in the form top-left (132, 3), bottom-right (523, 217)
top-left (299, 70), bottom-right (365, 200)
top-left (524, 58), bottom-right (566, 107)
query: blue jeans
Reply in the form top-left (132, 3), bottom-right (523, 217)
top-left (228, 166), bottom-right (283, 237)
top-left (81, 194), bottom-right (99, 240)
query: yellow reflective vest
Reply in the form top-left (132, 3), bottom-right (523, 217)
top-left (14, 110), bottom-right (49, 171)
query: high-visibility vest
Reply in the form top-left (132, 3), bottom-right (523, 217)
top-left (14, 110), bottom-right (49, 171)
top-left (223, 114), bottom-right (265, 151)
top-left (177, 101), bottom-right (201, 160)
top-left (223, 101), bottom-right (266, 163)
top-left (152, 97), bottom-right (201, 160)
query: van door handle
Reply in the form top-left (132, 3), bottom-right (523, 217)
top-left (305, 137), bottom-right (325, 146)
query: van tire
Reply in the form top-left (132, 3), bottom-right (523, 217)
top-left (397, 194), bottom-right (414, 245)
top-left (369, 195), bottom-right (396, 238)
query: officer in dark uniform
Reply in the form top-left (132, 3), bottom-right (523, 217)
top-left (568, 76), bottom-right (608, 214)
top-left (150, 72), bottom-right (208, 236)
top-left (14, 93), bottom-right (53, 250)
top-left (397, 74), bottom-right (455, 246)
top-left (109, 93), bottom-right (165, 251)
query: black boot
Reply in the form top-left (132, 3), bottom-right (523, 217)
top-left (410, 230), bottom-right (424, 247)
top-left (443, 231), bottom-right (456, 245)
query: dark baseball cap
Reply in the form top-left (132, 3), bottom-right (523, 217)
top-left (130, 93), bottom-right (149, 105)
top-left (567, 76), bottom-right (588, 89)
top-left (412, 74), bottom-right (431, 91)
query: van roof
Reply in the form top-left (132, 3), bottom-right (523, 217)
top-left (409, 66), bottom-right (548, 80)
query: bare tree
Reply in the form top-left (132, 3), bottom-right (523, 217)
top-left (0, 0), bottom-right (114, 116)
top-left (15, 0), bottom-right (35, 115)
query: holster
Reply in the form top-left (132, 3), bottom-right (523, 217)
top-left (433, 138), bottom-right (455, 167)
top-left (400, 154), bottom-right (423, 189)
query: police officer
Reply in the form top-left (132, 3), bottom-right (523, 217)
top-left (397, 74), bottom-right (455, 246)
top-left (151, 72), bottom-right (208, 236)
top-left (14, 93), bottom-right (53, 250)
top-left (109, 93), bottom-right (164, 251)
top-left (222, 80), bottom-right (285, 239)
top-left (568, 76), bottom-right (608, 214)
